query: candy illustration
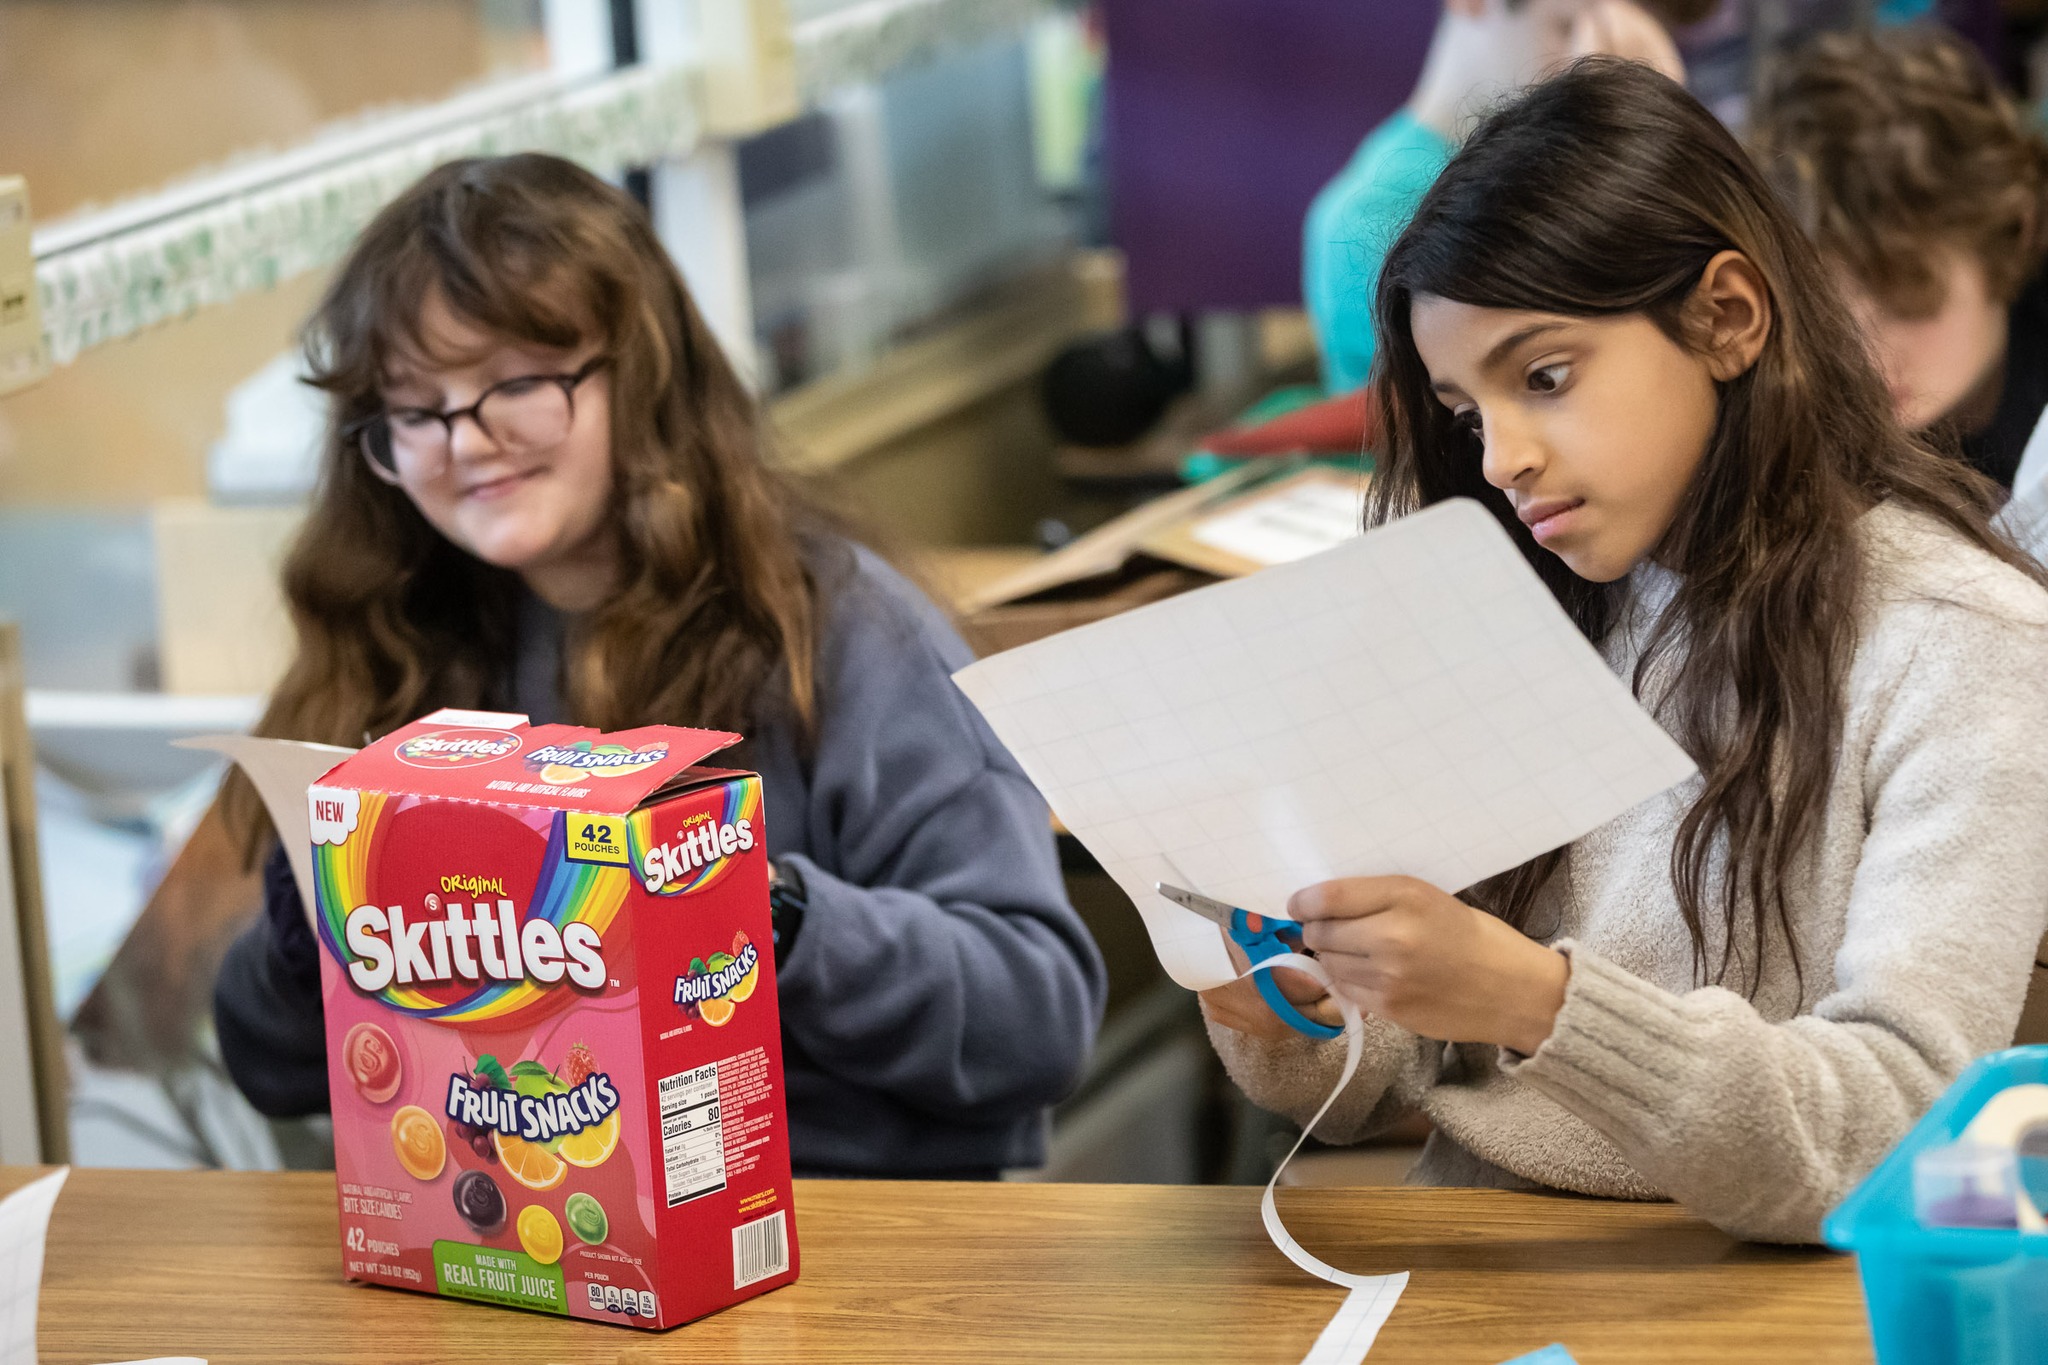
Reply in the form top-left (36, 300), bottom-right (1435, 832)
top-left (452, 1169), bottom-right (507, 1235)
top-left (518, 1205), bottom-right (564, 1265)
top-left (565, 1192), bottom-right (609, 1246)
top-left (343, 1022), bottom-right (402, 1103)
top-left (391, 1105), bottom-right (445, 1180)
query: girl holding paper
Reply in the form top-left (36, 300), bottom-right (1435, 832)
top-left (212, 153), bottom-right (1105, 1178)
top-left (1203, 59), bottom-right (2048, 1243)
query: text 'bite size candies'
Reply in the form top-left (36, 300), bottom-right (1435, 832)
top-left (310, 710), bottom-right (799, 1329)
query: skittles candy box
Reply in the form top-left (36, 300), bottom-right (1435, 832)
top-left (308, 708), bottom-right (798, 1328)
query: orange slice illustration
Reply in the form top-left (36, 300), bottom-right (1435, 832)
top-left (494, 1131), bottom-right (567, 1191)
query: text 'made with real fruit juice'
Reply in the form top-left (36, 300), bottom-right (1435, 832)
top-left (309, 707), bottom-right (798, 1329)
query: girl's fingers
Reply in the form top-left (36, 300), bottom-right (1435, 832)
top-left (1198, 979), bottom-right (1295, 1041)
top-left (1198, 925), bottom-right (1333, 1037)
top-left (1267, 964), bottom-right (1328, 1005)
top-left (1287, 875), bottom-right (1429, 922)
top-left (1300, 994), bottom-right (1347, 1029)
top-left (1224, 920), bottom-right (1325, 1002)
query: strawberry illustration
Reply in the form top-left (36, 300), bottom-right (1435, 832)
top-left (564, 1041), bottom-right (597, 1088)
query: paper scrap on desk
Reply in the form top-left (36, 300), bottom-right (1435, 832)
top-left (954, 497), bottom-right (1698, 990)
top-left (1191, 475), bottom-right (1366, 566)
top-left (1248, 952), bottom-right (1406, 1364)
top-left (1500, 1348), bottom-right (1579, 1365)
top-left (0, 1168), bottom-right (204, 1365)
top-left (0, 1167), bottom-right (66, 1365)
top-left (176, 734), bottom-right (355, 928)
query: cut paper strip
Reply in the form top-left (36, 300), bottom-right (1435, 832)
top-left (1500, 1349), bottom-right (1579, 1365)
top-left (954, 498), bottom-right (1697, 990)
top-left (176, 734), bottom-right (355, 928)
top-left (1247, 953), bottom-right (1407, 1364)
top-left (1303, 1282), bottom-right (1409, 1365)
top-left (0, 1168), bottom-right (67, 1365)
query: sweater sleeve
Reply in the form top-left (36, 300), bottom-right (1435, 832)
top-left (1503, 597), bottom-right (2048, 1243)
top-left (771, 555), bottom-right (1108, 1123)
top-left (213, 842), bottom-right (330, 1117)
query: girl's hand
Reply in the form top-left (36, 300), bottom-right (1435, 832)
top-left (1289, 877), bottom-right (1569, 1055)
top-left (1197, 937), bottom-right (1345, 1043)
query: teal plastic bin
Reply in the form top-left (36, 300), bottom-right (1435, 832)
top-left (1823, 1047), bottom-right (2048, 1364)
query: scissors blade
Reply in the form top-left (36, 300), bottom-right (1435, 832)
top-left (1154, 881), bottom-right (1240, 926)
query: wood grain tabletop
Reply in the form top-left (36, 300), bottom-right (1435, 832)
top-left (4, 1167), bottom-right (1874, 1365)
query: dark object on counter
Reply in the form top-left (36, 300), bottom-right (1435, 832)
top-left (1041, 325), bottom-right (1192, 447)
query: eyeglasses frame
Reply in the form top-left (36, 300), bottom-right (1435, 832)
top-left (351, 356), bottom-right (609, 485)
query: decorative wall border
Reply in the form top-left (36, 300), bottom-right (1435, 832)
top-left (33, 62), bottom-right (703, 365)
top-left (792, 0), bottom-right (1063, 95)
top-left (28, 0), bottom-right (1069, 366)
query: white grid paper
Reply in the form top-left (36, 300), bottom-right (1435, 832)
top-left (0, 1168), bottom-right (66, 1365)
top-left (954, 498), bottom-right (1696, 990)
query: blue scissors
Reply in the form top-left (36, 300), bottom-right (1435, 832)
top-left (1156, 882), bottom-right (1342, 1040)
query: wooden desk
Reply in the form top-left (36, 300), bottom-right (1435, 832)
top-left (8, 1168), bottom-right (1873, 1364)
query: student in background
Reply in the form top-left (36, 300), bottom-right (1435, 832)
top-left (213, 153), bottom-right (1106, 1178)
top-left (1750, 26), bottom-right (2048, 490)
top-left (1204, 61), bottom-right (2048, 1243)
top-left (1304, 0), bottom-right (1708, 394)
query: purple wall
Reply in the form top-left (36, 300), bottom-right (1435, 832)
top-left (1100, 0), bottom-right (1438, 314)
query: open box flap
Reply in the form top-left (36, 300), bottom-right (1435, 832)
top-left (177, 733), bottom-right (357, 929)
top-left (316, 708), bottom-right (742, 815)
top-left (178, 710), bottom-right (744, 929)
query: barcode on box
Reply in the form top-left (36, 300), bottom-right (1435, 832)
top-left (732, 1210), bottom-right (788, 1289)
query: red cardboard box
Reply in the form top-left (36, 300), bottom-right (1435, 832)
top-left (303, 707), bottom-right (798, 1328)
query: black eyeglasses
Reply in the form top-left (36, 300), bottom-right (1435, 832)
top-left (353, 357), bottom-right (608, 484)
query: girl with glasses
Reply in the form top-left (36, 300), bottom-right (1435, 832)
top-left (214, 153), bottom-right (1106, 1178)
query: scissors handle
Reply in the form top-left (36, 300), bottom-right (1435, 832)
top-left (1230, 911), bottom-right (1343, 1041)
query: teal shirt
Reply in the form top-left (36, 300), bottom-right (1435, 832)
top-left (1303, 109), bottom-right (1456, 392)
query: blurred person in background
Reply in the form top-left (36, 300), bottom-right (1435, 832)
top-left (1751, 25), bottom-right (2048, 491)
top-left (1304, 0), bottom-right (1715, 395)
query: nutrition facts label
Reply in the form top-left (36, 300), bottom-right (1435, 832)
top-left (658, 1062), bottom-right (728, 1207)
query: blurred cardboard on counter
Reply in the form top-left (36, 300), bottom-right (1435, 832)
top-left (941, 462), bottom-right (1367, 656)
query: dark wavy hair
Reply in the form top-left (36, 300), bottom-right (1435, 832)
top-left (1368, 60), bottom-right (2035, 990)
top-left (225, 153), bottom-right (830, 853)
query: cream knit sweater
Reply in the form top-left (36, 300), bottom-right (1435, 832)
top-left (1208, 504), bottom-right (2048, 1243)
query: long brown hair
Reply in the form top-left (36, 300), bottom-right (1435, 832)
top-left (1369, 60), bottom-right (2038, 991)
top-left (225, 153), bottom-right (827, 852)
